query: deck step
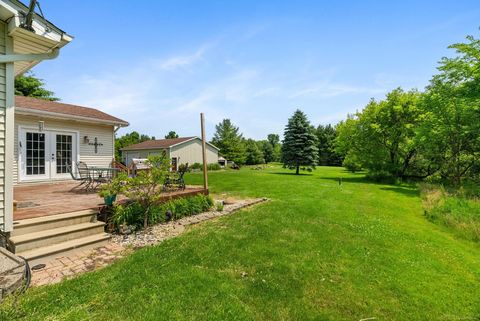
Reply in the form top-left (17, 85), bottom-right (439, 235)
top-left (16, 233), bottom-right (111, 262)
top-left (11, 209), bottom-right (99, 237)
top-left (10, 221), bottom-right (106, 253)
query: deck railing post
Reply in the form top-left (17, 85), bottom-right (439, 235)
top-left (200, 113), bottom-right (208, 192)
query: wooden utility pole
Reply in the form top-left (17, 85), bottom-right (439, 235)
top-left (200, 113), bottom-right (208, 191)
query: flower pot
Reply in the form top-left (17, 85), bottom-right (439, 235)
top-left (104, 194), bottom-right (117, 206)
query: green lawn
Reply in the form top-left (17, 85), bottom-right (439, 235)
top-left (2, 166), bottom-right (480, 320)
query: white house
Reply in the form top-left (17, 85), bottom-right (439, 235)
top-left (0, 0), bottom-right (72, 233)
top-left (14, 95), bottom-right (128, 184)
top-left (122, 137), bottom-right (219, 170)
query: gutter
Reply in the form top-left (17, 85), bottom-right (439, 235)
top-left (0, 48), bottom-right (59, 63)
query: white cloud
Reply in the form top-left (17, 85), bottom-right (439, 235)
top-left (155, 45), bottom-right (210, 70)
top-left (289, 82), bottom-right (386, 99)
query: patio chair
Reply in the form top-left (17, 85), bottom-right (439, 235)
top-left (163, 163), bottom-right (188, 191)
top-left (76, 161), bottom-right (93, 191)
top-left (67, 163), bottom-right (91, 191)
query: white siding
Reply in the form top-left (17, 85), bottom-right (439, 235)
top-left (0, 21), bottom-right (9, 231)
top-left (170, 139), bottom-right (218, 166)
top-left (14, 115), bottom-right (115, 184)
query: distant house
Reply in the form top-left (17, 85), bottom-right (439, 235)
top-left (14, 96), bottom-right (129, 184)
top-left (121, 137), bottom-right (219, 170)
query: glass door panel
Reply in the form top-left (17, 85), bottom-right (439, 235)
top-left (55, 134), bottom-right (73, 174)
top-left (25, 132), bottom-right (46, 177)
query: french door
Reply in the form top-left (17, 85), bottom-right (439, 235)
top-left (20, 129), bottom-right (77, 181)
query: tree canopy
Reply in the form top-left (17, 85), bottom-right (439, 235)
top-left (335, 32), bottom-right (480, 184)
top-left (245, 139), bottom-right (264, 165)
top-left (165, 131), bottom-right (179, 139)
top-left (115, 131), bottom-right (155, 161)
top-left (316, 124), bottom-right (343, 166)
top-left (15, 72), bottom-right (59, 101)
top-left (281, 109), bottom-right (318, 174)
top-left (211, 119), bottom-right (246, 165)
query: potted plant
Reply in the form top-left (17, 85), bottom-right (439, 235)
top-left (99, 174), bottom-right (127, 206)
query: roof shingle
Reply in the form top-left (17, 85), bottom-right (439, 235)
top-left (121, 137), bottom-right (196, 151)
top-left (14, 95), bottom-right (129, 126)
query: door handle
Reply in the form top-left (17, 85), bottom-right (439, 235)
top-left (51, 153), bottom-right (55, 161)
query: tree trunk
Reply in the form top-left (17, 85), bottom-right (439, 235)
top-left (296, 166), bottom-right (300, 175)
top-left (144, 206), bottom-right (149, 229)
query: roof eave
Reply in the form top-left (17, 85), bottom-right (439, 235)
top-left (15, 106), bottom-right (129, 127)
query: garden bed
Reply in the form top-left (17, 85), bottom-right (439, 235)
top-left (111, 197), bottom-right (268, 248)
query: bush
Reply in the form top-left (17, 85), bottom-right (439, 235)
top-left (190, 162), bottom-right (202, 170)
top-left (207, 163), bottom-right (221, 171)
top-left (342, 154), bottom-right (362, 173)
top-left (112, 194), bottom-right (214, 229)
top-left (189, 162), bottom-right (221, 171)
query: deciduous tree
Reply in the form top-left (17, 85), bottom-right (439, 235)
top-left (15, 72), bottom-right (59, 101)
top-left (164, 131), bottom-right (179, 139)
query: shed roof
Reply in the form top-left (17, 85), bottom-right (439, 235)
top-left (121, 137), bottom-right (219, 151)
top-left (14, 96), bottom-right (129, 126)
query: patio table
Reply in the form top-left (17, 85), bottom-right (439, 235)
top-left (88, 167), bottom-right (119, 189)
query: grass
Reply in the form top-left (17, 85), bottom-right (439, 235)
top-left (421, 183), bottom-right (480, 243)
top-left (2, 165), bottom-right (480, 320)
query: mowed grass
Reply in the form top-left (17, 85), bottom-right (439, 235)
top-left (2, 166), bottom-right (480, 320)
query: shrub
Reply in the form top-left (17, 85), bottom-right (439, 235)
top-left (207, 163), bottom-right (221, 171)
top-left (122, 155), bottom-right (171, 228)
top-left (111, 194), bottom-right (214, 229)
top-left (112, 202), bottom-right (145, 228)
top-left (190, 162), bottom-right (202, 170)
top-left (342, 154), bottom-right (362, 173)
top-left (189, 162), bottom-right (221, 171)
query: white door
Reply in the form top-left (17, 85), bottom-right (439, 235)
top-left (19, 129), bottom-right (77, 181)
top-left (51, 131), bottom-right (76, 180)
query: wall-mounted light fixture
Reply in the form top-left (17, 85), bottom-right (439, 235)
top-left (38, 121), bottom-right (44, 132)
top-left (83, 136), bottom-right (90, 144)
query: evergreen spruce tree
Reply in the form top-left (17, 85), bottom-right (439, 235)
top-left (282, 109), bottom-right (318, 174)
top-left (211, 119), bottom-right (246, 165)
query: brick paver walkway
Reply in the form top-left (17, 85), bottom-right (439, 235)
top-left (30, 243), bottom-right (126, 287)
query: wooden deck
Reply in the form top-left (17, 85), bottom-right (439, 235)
top-left (13, 182), bottom-right (207, 221)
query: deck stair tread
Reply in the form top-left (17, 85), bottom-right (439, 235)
top-left (16, 233), bottom-right (111, 261)
top-left (13, 209), bottom-right (98, 227)
top-left (10, 221), bottom-right (105, 244)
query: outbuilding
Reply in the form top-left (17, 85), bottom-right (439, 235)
top-left (121, 137), bottom-right (219, 170)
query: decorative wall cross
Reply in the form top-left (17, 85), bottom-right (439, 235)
top-left (88, 137), bottom-right (103, 154)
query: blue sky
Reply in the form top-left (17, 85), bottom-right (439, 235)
top-left (31, 0), bottom-right (480, 140)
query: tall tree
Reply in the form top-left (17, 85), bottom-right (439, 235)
top-left (245, 139), bottom-right (264, 165)
top-left (211, 119), bottom-right (246, 165)
top-left (164, 131), bottom-right (179, 139)
top-left (267, 133), bottom-right (282, 162)
top-left (115, 131), bottom-right (155, 161)
top-left (282, 110), bottom-right (318, 174)
top-left (335, 88), bottom-right (426, 178)
top-left (316, 124), bottom-right (343, 166)
top-left (419, 34), bottom-right (480, 184)
top-left (15, 72), bottom-right (59, 101)
top-left (267, 134), bottom-right (280, 147)
top-left (258, 140), bottom-right (275, 163)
